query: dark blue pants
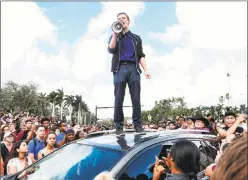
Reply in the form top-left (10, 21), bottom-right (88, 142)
top-left (113, 63), bottom-right (141, 129)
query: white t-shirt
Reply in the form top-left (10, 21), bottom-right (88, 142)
top-left (240, 122), bottom-right (247, 131)
top-left (7, 157), bottom-right (32, 175)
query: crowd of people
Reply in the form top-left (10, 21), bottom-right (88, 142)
top-left (95, 112), bottom-right (248, 180)
top-left (0, 110), bottom-right (247, 180)
top-left (0, 111), bottom-right (101, 177)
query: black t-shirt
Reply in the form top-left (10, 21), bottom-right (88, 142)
top-left (223, 126), bottom-right (244, 134)
top-left (0, 143), bottom-right (10, 175)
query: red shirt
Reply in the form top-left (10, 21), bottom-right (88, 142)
top-left (45, 129), bottom-right (51, 136)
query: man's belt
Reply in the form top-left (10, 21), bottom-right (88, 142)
top-left (120, 60), bottom-right (135, 65)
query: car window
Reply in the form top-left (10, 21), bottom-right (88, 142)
top-left (18, 143), bottom-right (123, 180)
top-left (119, 144), bottom-right (163, 180)
top-left (119, 138), bottom-right (217, 180)
top-left (192, 140), bottom-right (217, 172)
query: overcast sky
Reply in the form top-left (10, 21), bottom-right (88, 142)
top-left (2, 2), bottom-right (247, 119)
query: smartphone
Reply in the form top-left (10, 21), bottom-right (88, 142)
top-left (158, 145), bottom-right (171, 159)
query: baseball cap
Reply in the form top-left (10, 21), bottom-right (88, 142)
top-left (3, 132), bottom-right (13, 139)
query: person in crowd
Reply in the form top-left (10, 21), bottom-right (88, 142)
top-left (217, 112), bottom-right (245, 138)
top-left (55, 128), bottom-right (60, 135)
top-left (192, 117), bottom-right (210, 131)
top-left (205, 143), bottom-right (230, 178)
top-left (167, 121), bottom-right (178, 130)
top-left (1, 125), bottom-right (10, 133)
top-left (0, 132), bottom-right (14, 175)
top-left (176, 116), bottom-right (185, 128)
top-left (240, 116), bottom-right (247, 132)
top-left (6, 141), bottom-right (32, 175)
top-left (28, 125), bottom-right (45, 163)
top-left (40, 117), bottom-right (51, 136)
top-left (16, 119), bottom-right (34, 143)
top-left (221, 133), bottom-right (239, 144)
top-left (73, 124), bottom-right (81, 134)
top-left (186, 118), bottom-right (195, 129)
top-left (75, 130), bottom-right (85, 140)
top-left (9, 123), bottom-right (17, 138)
top-left (180, 119), bottom-right (195, 130)
top-left (38, 132), bottom-right (57, 160)
top-left (58, 129), bottom-right (75, 147)
top-left (157, 121), bottom-right (166, 131)
top-left (206, 114), bottom-right (217, 134)
top-left (152, 139), bottom-right (200, 180)
top-left (0, 153), bottom-right (4, 176)
top-left (50, 124), bottom-right (60, 135)
top-left (211, 135), bottom-right (247, 180)
top-left (56, 121), bottom-right (67, 144)
top-left (1, 125), bottom-right (11, 141)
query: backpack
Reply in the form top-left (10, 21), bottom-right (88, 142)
top-left (32, 137), bottom-right (37, 148)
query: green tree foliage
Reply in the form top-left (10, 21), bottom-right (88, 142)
top-left (0, 81), bottom-right (95, 124)
top-left (142, 96), bottom-right (247, 124)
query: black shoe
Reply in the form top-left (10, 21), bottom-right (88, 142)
top-left (116, 128), bottom-right (125, 137)
top-left (134, 126), bottom-right (146, 135)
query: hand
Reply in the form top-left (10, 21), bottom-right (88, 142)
top-left (144, 71), bottom-right (151, 79)
top-left (237, 113), bottom-right (246, 123)
top-left (153, 157), bottom-right (166, 180)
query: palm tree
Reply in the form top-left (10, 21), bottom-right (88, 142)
top-left (37, 92), bottom-right (48, 116)
top-left (215, 104), bottom-right (224, 118)
top-left (46, 91), bottom-right (57, 117)
top-left (64, 95), bottom-right (74, 123)
top-left (219, 96), bottom-right (225, 105)
top-left (55, 88), bottom-right (64, 119)
top-left (225, 93), bottom-right (231, 106)
top-left (201, 106), bottom-right (210, 116)
top-left (232, 106), bottom-right (239, 114)
top-left (195, 105), bottom-right (203, 116)
top-left (73, 95), bottom-right (88, 124)
top-left (239, 104), bottom-right (247, 113)
top-left (209, 106), bottom-right (215, 119)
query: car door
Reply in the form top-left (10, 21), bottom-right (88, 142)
top-left (116, 137), bottom-right (217, 180)
top-left (192, 139), bottom-right (218, 179)
top-left (117, 142), bottom-right (169, 180)
top-left (191, 139), bottom-right (218, 171)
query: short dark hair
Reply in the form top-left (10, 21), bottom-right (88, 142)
top-left (25, 119), bottom-right (32, 124)
top-left (117, 12), bottom-right (130, 21)
top-left (35, 125), bottom-right (45, 131)
top-left (178, 116), bottom-right (185, 120)
top-left (206, 114), bottom-right (212, 117)
top-left (41, 117), bottom-right (50, 124)
top-left (224, 111), bottom-right (236, 118)
top-left (59, 121), bottom-right (67, 127)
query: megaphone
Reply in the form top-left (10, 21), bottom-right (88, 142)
top-left (111, 21), bottom-right (123, 33)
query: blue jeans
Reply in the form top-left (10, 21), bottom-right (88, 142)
top-left (113, 63), bottom-right (141, 129)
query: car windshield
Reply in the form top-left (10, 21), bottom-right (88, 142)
top-left (19, 143), bottom-right (123, 180)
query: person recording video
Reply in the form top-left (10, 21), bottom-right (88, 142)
top-left (152, 140), bottom-right (200, 180)
top-left (108, 12), bottom-right (151, 136)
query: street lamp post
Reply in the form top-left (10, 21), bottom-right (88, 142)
top-left (227, 73), bottom-right (232, 106)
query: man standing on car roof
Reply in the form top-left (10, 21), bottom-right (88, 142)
top-left (108, 12), bottom-right (151, 136)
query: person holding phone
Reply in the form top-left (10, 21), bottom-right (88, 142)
top-left (152, 140), bottom-right (200, 180)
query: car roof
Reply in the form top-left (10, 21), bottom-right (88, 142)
top-left (75, 129), bottom-right (216, 151)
